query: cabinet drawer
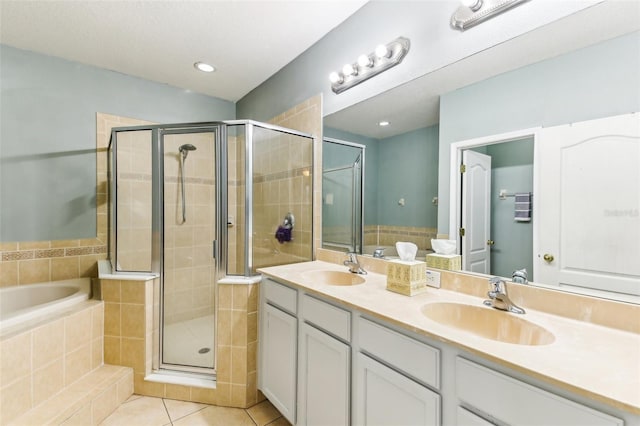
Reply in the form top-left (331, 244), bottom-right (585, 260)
top-left (358, 317), bottom-right (440, 389)
top-left (456, 357), bottom-right (623, 426)
top-left (301, 294), bottom-right (351, 342)
top-left (263, 278), bottom-right (297, 314)
top-left (456, 407), bottom-right (494, 426)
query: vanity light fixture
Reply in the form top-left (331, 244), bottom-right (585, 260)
top-left (194, 61), bottom-right (215, 73)
top-left (329, 36), bottom-right (410, 94)
top-left (451, 0), bottom-right (530, 31)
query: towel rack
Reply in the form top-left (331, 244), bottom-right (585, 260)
top-left (499, 189), bottom-right (533, 200)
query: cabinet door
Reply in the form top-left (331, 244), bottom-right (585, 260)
top-left (260, 303), bottom-right (297, 424)
top-left (355, 352), bottom-right (440, 426)
top-left (298, 322), bottom-right (350, 426)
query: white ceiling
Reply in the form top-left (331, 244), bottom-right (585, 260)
top-left (324, 1), bottom-right (640, 139)
top-left (0, 0), bottom-right (368, 102)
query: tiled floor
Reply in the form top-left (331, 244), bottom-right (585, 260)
top-left (100, 395), bottom-right (290, 426)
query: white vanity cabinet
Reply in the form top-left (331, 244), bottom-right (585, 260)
top-left (355, 317), bottom-right (441, 426)
top-left (259, 279), bottom-right (298, 424)
top-left (259, 279), bottom-right (352, 426)
top-left (259, 276), bottom-right (634, 426)
top-left (455, 357), bottom-right (624, 426)
top-left (298, 294), bottom-right (351, 426)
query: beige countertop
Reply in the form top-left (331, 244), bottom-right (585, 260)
top-left (258, 260), bottom-right (640, 415)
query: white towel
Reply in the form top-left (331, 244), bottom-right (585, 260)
top-left (514, 192), bottom-right (532, 222)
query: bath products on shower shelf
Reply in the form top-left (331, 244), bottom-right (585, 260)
top-left (275, 226), bottom-right (292, 243)
top-left (275, 212), bottom-right (294, 244)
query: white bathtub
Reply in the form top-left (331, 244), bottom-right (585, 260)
top-left (0, 278), bottom-right (91, 332)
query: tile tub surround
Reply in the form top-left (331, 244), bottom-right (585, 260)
top-left (259, 259), bottom-right (640, 415)
top-left (0, 300), bottom-right (105, 424)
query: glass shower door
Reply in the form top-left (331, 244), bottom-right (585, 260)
top-left (161, 128), bottom-right (218, 371)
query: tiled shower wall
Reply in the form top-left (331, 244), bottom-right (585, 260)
top-left (227, 134), bottom-right (246, 275)
top-left (162, 133), bottom-right (216, 325)
top-left (251, 128), bottom-right (314, 270)
top-left (268, 94), bottom-right (323, 256)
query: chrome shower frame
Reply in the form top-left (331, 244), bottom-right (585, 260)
top-left (108, 119), bottom-right (314, 379)
top-left (321, 137), bottom-right (365, 254)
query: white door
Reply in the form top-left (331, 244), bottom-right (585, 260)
top-left (462, 150), bottom-right (492, 274)
top-left (536, 113), bottom-right (640, 296)
top-left (297, 323), bottom-right (350, 426)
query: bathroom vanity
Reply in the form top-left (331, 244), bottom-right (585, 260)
top-left (257, 261), bottom-right (640, 426)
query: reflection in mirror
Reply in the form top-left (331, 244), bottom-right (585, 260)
top-left (320, 18), bottom-right (639, 302)
top-left (323, 121), bottom-right (439, 258)
top-left (450, 116), bottom-right (640, 300)
top-left (322, 138), bottom-right (364, 253)
top-left (460, 137), bottom-right (534, 280)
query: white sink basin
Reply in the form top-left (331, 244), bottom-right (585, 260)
top-left (302, 270), bottom-right (366, 286)
top-left (421, 302), bottom-right (555, 346)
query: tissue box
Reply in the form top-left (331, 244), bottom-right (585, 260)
top-left (426, 254), bottom-right (461, 271)
top-left (386, 260), bottom-right (428, 296)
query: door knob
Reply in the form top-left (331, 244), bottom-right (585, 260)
top-left (487, 240), bottom-right (495, 246)
top-left (543, 253), bottom-right (554, 263)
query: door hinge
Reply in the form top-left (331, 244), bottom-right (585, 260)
top-left (460, 164), bottom-right (466, 173)
top-left (212, 240), bottom-right (217, 259)
top-left (459, 228), bottom-right (466, 237)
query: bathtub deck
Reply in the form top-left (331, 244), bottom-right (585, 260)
top-left (9, 364), bottom-right (133, 426)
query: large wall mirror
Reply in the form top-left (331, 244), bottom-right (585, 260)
top-left (322, 15), bottom-right (640, 303)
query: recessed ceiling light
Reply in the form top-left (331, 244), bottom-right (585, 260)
top-left (378, 120), bottom-right (390, 127)
top-left (194, 62), bottom-right (215, 73)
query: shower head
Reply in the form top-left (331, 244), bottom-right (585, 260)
top-left (179, 144), bottom-right (197, 159)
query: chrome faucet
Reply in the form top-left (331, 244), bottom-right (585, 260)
top-left (512, 268), bottom-right (528, 284)
top-left (483, 276), bottom-right (525, 314)
top-left (344, 252), bottom-right (367, 275)
top-left (372, 247), bottom-right (385, 258)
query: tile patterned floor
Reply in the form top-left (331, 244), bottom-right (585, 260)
top-left (100, 395), bottom-right (290, 426)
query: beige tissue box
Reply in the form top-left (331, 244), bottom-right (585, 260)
top-left (386, 260), bottom-right (428, 296)
top-left (426, 253), bottom-right (461, 271)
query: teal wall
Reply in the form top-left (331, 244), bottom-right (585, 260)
top-left (486, 139), bottom-right (534, 279)
top-left (378, 126), bottom-right (439, 228)
top-left (0, 45), bottom-right (235, 242)
top-left (438, 31), bottom-right (640, 233)
top-left (324, 124), bottom-right (438, 229)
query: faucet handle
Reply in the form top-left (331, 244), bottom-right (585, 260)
top-left (488, 276), bottom-right (506, 296)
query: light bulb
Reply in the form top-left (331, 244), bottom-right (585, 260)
top-left (329, 72), bottom-right (343, 84)
top-left (378, 121), bottom-right (390, 127)
top-left (342, 63), bottom-right (356, 77)
top-left (194, 62), bottom-right (215, 73)
top-left (375, 44), bottom-right (389, 59)
top-left (357, 54), bottom-right (373, 68)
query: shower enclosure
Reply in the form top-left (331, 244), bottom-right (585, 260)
top-left (108, 120), bottom-right (314, 378)
top-left (321, 138), bottom-right (364, 253)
